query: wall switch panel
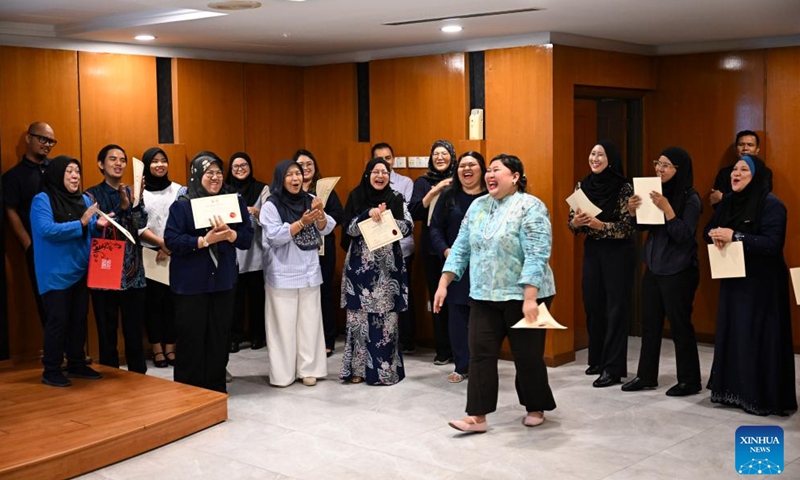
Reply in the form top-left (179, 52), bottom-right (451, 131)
top-left (393, 156), bottom-right (407, 168)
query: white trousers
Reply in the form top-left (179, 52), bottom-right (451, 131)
top-left (265, 285), bottom-right (327, 387)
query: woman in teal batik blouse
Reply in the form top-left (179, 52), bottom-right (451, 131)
top-left (434, 153), bottom-right (556, 434)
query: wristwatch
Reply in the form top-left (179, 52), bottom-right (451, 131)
top-left (733, 231), bottom-right (745, 242)
top-left (201, 235), bottom-right (209, 248)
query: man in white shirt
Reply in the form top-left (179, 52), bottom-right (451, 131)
top-left (371, 142), bottom-right (417, 353)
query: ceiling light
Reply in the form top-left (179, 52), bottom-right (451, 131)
top-left (208, 1), bottom-right (262, 10)
top-left (441, 25), bottom-right (463, 33)
top-left (135, 34), bottom-right (156, 41)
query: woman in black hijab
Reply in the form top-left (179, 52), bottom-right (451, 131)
top-left (225, 152), bottom-right (269, 352)
top-left (139, 147), bottom-right (183, 368)
top-left (705, 156), bottom-right (796, 416)
top-left (409, 139), bottom-right (457, 365)
top-left (31, 156), bottom-right (106, 386)
top-left (569, 140), bottom-right (636, 388)
top-left (295, 149), bottom-right (345, 356)
top-left (164, 151), bottom-right (254, 393)
top-left (340, 158), bottom-right (413, 385)
top-left (623, 147), bottom-right (702, 396)
top-left (260, 159), bottom-right (334, 387)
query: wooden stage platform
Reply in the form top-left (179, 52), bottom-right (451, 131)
top-left (0, 364), bottom-right (227, 480)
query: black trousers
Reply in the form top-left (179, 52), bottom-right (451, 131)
top-left (25, 245), bottom-right (47, 327)
top-left (320, 249), bottom-right (338, 350)
top-left (448, 302), bottom-right (470, 374)
top-left (582, 238), bottom-right (635, 377)
top-left (636, 267), bottom-right (701, 385)
top-left (41, 278), bottom-right (89, 374)
top-left (174, 290), bottom-right (235, 393)
top-left (145, 279), bottom-right (176, 345)
top-left (91, 288), bottom-right (147, 374)
top-left (399, 253), bottom-right (416, 348)
top-left (466, 297), bottom-right (556, 416)
top-left (231, 271), bottom-right (265, 344)
top-left (423, 254), bottom-right (451, 359)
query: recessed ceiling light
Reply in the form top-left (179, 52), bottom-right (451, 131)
top-left (441, 25), bottom-right (463, 33)
top-left (135, 34), bottom-right (156, 41)
top-left (286, 0), bottom-right (307, 2)
top-left (208, 1), bottom-right (262, 10)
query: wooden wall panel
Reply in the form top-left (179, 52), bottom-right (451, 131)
top-left (485, 45), bottom-right (567, 364)
top-left (572, 98), bottom-right (597, 351)
top-left (549, 46), bottom-right (655, 365)
top-left (172, 59), bottom-right (245, 166)
top-left (645, 50), bottom-right (766, 341)
top-left (369, 53), bottom-right (470, 348)
top-left (0, 46), bottom-right (81, 363)
top-left (370, 53), bottom-right (469, 173)
top-left (765, 46), bottom-right (800, 350)
top-left (302, 63), bottom-right (358, 330)
top-left (243, 63), bottom-right (305, 181)
top-left (78, 52), bottom-right (159, 190)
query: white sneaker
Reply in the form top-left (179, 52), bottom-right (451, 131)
top-left (225, 369), bottom-right (233, 383)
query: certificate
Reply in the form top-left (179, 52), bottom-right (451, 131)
top-left (427, 192), bottom-right (440, 226)
top-left (565, 189), bottom-right (601, 218)
top-left (316, 177), bottom-right (340, 207)
top-left (191, 193), bottom-right (242, 229)
top-left (707, 242), bottom-right (746, 279)
top-left (97, 210), bottom-right (136, 244)
top-left (633, 177), bottom-right (665, 225)
top-left (142, 247), bottom-right (170, 285)
top-left (791, 267), bottom-right (800, 305)
top-left (132, 157), bottom-right (144, 208)
top-left (511, 303), bottom-right (567, 329)
top-left (358, 210), bottom-right (403, 251)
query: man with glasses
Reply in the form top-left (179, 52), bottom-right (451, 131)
top-left (3, 122), bottom-right (56, 326)
top-left (370, 142), bottom-right (418, 353)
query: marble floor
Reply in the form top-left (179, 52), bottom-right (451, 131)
top-left (77, 338), bottom-right (799, 480)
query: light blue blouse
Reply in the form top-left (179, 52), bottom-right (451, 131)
top-left (260, 201), bottom-right (335, 289)
top-left (443, 191), bottom-right (556, 301)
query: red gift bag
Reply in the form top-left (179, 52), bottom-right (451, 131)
top-left (87, 233), bottom-right (126, 290)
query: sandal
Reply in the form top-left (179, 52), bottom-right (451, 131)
top-left (350, 376), bottom-right (364, 384)
top-left (153, 351), bottom-right (168, 368)
top-left (165, 351), bottom-right (176, 366)
top-left (447, 372), bottom-right (467, 383)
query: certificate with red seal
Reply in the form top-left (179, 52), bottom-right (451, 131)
top-left (191, 193), bottom-right (242, 229)
top-left (358, 210), bottom-right (403, 252)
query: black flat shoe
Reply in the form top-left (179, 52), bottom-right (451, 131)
top-left (230, 341), bottom-right (240, 353)
top-left (593, 371), bottom-right (621, 388)
top-left (621, 376), bottom-right (657, 392)
top-left (665, 383), bottom-right (702, 397)
top-left (585, 365), bottom-right (602, 376)
top-left (165, 351), bottom-right (176, 366)
top-left (251, 338), bottom-right (266, 350)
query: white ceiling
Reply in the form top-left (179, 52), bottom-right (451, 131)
top-left (0, 0), bottom-right (799, 65)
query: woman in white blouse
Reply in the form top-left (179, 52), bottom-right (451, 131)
top-left (138, 147), bottom-right (183, 368)
top-left (260, 160), bottom-right (335, 387)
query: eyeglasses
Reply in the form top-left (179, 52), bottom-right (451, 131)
top-left (653, 160), bottom-right (677, 170)
top-left (296, 162), bottom-right (314, 169)
top-left (370, 170), bottom-right (390, 176)
top-left (231, 164), bottom-right (249, 172)
top-left (204, 170), bottom-right (223, 178)
top-left (28, 133), bottom-right (57, 146)
top-left (432, 152), bottom-right (450, 158)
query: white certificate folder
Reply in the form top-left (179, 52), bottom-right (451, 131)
top-left (707, 242), bottom-right (746, 279)
top-left (191, 194), bottom-right (242, 229)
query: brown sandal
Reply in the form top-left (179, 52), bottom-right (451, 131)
top-left (350, 376), bottom-right (364, 384)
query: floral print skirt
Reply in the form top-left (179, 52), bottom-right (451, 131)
top-left (340, 310), bottom-right (404, 385)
